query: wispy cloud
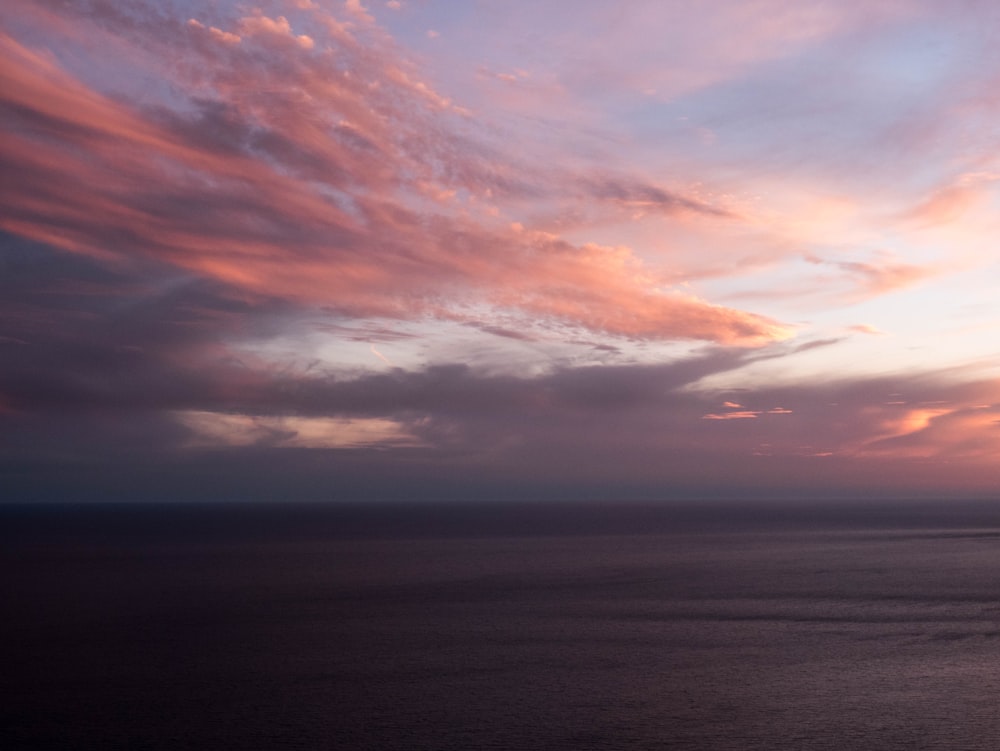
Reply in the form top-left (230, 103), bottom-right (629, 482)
top-left (803, 252), bottom-right (935, 301)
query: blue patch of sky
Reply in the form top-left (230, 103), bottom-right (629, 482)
top-left (619, 21), bottom-right (974, 190)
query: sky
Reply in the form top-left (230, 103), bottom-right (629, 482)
top-left (3, 0), bottom-right (1000, 502)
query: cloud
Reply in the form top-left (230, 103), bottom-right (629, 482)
top-left (804, 252), bottom-right (935, 300)
top-left (3, 239), bottom-right (997, 500)
top-left (237, 12), bottom-right (315, 48)
top-left (581, 174), bottom-right (733, 218)
top-left (0, 3), bottom-right (787, 346)
top-left (176, 412), bottom-right (422, 449)
top-left (6, 342), bottom-right (1000, 499)
top-left (344, 0), bottom-right (375, 24)
top-left (835, 259), bottom-right (933, 297)
top-left (789, 337), bottom-right (844, 353)
top-left (702, 411), bottom-right (760, 420)
top-left (848, 324), bottom-right (886, 336)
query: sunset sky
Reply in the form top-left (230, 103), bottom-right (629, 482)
top-left (4, 0), bottom-right (1000, 501)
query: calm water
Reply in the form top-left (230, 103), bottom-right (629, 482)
top-left (3, 501), bottom-right (1000, 749)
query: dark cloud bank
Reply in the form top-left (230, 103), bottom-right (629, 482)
top-left (4, 236), bottom-right (999, 503)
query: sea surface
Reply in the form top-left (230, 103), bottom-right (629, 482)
top-left (3, 500), bottom-right (1000, 750)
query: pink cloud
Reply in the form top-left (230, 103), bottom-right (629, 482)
top-left (804, 252), bottom-right (935, 301)
top-left (904, 171), bottom-right (1000, 226)
top-left (837, 259), bottom-right (933, 297)
top-left (344, 0), bottom-right (375, 24)
top-left (0, 4), bottom-right (790, 346)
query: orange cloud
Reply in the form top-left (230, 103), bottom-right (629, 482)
top-left (702, 411), bottom-right (760, 420)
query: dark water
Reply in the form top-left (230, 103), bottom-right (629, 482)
top-left (3, 500), bottom-right (1000, 749)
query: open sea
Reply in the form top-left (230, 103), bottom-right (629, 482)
top-left (3, 499), bottom-right (1000, 750)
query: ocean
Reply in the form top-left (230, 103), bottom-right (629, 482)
top-left (3, 500), bottom-right (1000, 749)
